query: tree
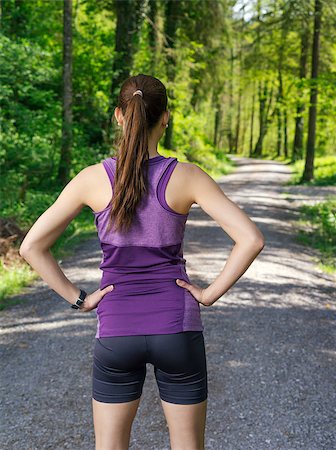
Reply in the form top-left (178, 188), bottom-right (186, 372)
top-left (292, 27), bottom-right (309, 162)
top-left (162, 0), bottom-right (181, 150)
top-left (58, 0), bottom-right (73, 185)
top-left (104, 0), bottom-right (145, 144)
top-left (302, 0), bottom-right (322, 182)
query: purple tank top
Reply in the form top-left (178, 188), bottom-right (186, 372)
top-left (92, 154), bottom-right (204, 337)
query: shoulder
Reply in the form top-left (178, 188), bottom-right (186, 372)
top-left (70, 161), bottom-right (109, 196)
top-left (77, 161), bottom-right (108, 181)
top-left (174, 160), bottom-right (222, 205)
top-left (174, 160), bottom-right (209, 182)
top-left (171, 160), bottom-right (213, 205)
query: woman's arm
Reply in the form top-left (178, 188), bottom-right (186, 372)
top-left (19, 167), bottom-right (113, 311)
top-left (175, 163), bottom-right (265, 306)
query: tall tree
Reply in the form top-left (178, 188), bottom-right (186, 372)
top-left (148, 0), bottom-right (158, 74)
top-left (233, 3), bottom-right (246, 154)
top-left (249, 85), bottom-right (256, 157)
top-left (213, 92), bottom-right (223, 149)
top-left (105, 0), bottom-right (144, 144)
top-left (275, 7), bottom-right (287, 158)
top-left (227, 46), bottom-right (235, 153)
top-left (163, 0), bottom-right (181, 150)
top-left (253, 80), bottom-right (273, 156)
top-left (58, 0), bottom-right (73, 185)
top-left (250, 0), bottom-right (274, 157)
top-left (292, 26), bottom-right (309, 162)
top-left (302, 0), bottom-right (322, 182)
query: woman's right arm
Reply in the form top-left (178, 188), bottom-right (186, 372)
top-left (177, 163), bottom-right (265, 307)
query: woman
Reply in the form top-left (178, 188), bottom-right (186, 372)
top-left (20, 73), bottom-right (265, 450)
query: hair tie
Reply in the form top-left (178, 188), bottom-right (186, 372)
top-left (133, 89), bottom-right (143, 98)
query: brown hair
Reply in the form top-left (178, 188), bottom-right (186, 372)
top-left (107, 74), bottom-right (168, 234)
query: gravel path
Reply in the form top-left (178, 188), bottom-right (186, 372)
top-left (1, 156), bottom-right (335, 450)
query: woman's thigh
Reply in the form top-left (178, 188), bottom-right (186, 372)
top-left (92, 397), bottom-right (142, 450)
top-left (146, 331), bottom-right (208, 449)
top-left (91, 336), bottom-right (148, 449)
top-left (160, 398), bottom-right (207, 450)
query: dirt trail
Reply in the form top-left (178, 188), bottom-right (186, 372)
top-left (1, 156), bottom-right (335, 450)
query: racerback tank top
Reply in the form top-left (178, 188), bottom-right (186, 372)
top-left (92, 154), bottom-right (204, 337)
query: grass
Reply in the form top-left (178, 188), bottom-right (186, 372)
top-left (296, 197), bottom-right (336, 274)
top-left (0, 259), bottom-right (38, 309)
top-left (288, 155), bottom-right (336, 186)
top-left (279, 154), bottom-right (335, 274)
top-left (0, 207), bottom-right (96, 310)
top-left (288, 156), bottom-right (336, 273)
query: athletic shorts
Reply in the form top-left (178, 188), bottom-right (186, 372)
top-left (92, 331), bottom-right (208, 405)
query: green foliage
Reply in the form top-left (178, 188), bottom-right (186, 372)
top-left (1, 189), bottom-right (58, 228)
top-left (297, 197), bottom-right (336, 273)
top-left (289, 156), bottom-right (336, 186)
top-left (72, 3), bottom-right (115, 148)
top-left (0, 259), bottom-right (38, 310)
top-left (0, 34), bottom-right (61, 196)
top-left (0, 202), bottom-right (96, 308)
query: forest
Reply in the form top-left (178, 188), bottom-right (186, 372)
top-left (0, 0), bottom-right (335, 303)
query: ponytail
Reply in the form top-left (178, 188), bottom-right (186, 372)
top-left (106, 74), bottom-right (168, 234)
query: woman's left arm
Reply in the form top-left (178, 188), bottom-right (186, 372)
top-left (19, 167), bottom-right (113, 311)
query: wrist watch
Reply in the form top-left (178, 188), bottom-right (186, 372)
top-left (71, 289), bottom-right (87, 310)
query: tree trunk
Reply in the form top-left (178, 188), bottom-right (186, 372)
top-left (255, 81), bottom-right (265, 156)
top-left (234, 86), bottom-right (242, 154)
top-left (253, 81), bottom-right (267, 156)
top-left (253, 80), bottom-right (273, 157)
top-left (302, 0), bottom-right (322, 182)
top-left (163, 0), bottom-right (181, 150)
top-left (276, 102), bottom-right (282, 157)
top-left (283, 107), bottom-right (288, 158)
top-left (213, 97), bottom-right (222, 148)
top-left (292, 28), bottom-right (309, 162)
top-left (148, 0), bottom-right (158, 74)
top-left (276, 69), bottom-right (283, 157)
top-left (104, 0), bottom-right (144, 144)
top-left (249, 86), bottom-right (255, 157)
top-left (227, 47), bottom-right (234, 153)
top-left (58, 0), bottom-right (73, 185)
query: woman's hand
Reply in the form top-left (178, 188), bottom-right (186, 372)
top-left (80, 285), bottom-right (114, 312)
top-left (175, 279), bottom-right (216, 307)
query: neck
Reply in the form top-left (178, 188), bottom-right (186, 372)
top-left (147, 134), bottom-right (160, 158)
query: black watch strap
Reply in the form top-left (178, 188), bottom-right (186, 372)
top-left (71, 289), bottom-right (87, 309)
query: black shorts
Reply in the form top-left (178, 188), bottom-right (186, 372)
top-left (92, 331), bottom-right (208, 405)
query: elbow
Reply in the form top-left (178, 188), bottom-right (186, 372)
top-left (257, 238), bottom-right (265, 252)
top-left (253, 232), bottom-right (265, 252)
top-left (19, 241), bottom-right (36, 259)
top-left (244, 231), bottom-right (265, 252)
top-left (19, 243), bottom-right (30, 259)
top-left (19, 241), bottom-right (47, 258)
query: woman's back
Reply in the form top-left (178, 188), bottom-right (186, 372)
top-left (92, 154), bottom-right (204, 337)
top-left (19, 74), bottom-right (264, 449)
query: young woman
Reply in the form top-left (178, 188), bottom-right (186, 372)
top-left (20, 74), bottom-right (265, 450)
